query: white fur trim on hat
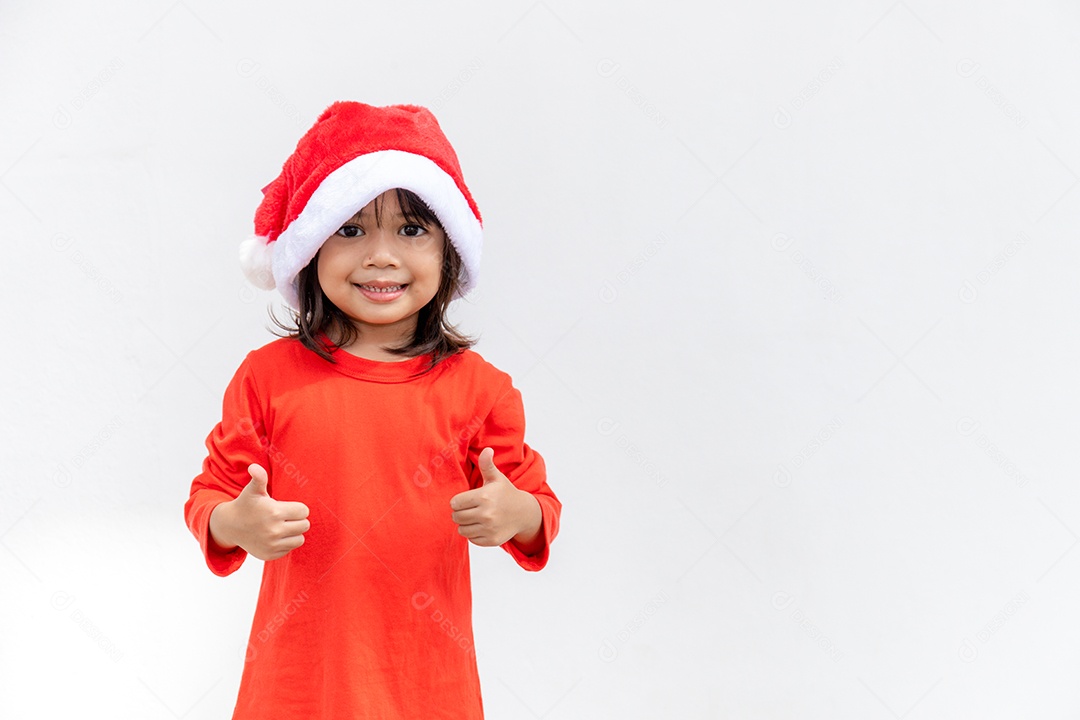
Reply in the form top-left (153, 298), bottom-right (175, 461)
top-left (239, 233), bottom-right (276, 290)
top-left (269, 149), bottom-right (482, 309)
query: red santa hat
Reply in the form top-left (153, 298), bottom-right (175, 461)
top-left (239, 101), bottom-right (483, 308)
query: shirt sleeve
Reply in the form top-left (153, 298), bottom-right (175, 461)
top-left (183, 353), bottom-right (270, 577)
top-left (467, 376), bottom-right (561, 572)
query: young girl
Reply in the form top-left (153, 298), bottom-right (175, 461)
top-left (183, 101), bottom-right (562, 719)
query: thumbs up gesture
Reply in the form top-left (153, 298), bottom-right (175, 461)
top-left (208, 463), bottom-right (311, 562)
top-left (449, 447), bottom-right (541, 548)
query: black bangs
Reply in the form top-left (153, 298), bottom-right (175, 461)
top-left (368, 188), bottom-right (442, 230)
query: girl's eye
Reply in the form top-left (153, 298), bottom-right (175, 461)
top-left (334, 224), bottom-right (427, 239)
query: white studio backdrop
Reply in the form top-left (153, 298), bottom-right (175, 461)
top-left (2, 1), bottom-right (1080, 717)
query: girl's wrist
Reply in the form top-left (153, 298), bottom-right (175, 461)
top-left (209, 500), bottom-right (240, 551)
top-left (511, 491), bottom-right (543, 547)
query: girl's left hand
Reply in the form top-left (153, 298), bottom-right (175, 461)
top-left (450, 447), bottom-right (540, 547)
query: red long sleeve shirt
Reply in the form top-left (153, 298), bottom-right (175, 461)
top-left (183, 336), bottom-right (561, 719)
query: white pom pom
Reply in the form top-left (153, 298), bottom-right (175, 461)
top-left (239, 234), bottom-right (276, 290)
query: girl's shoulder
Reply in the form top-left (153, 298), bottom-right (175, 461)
top-left (445, 350), bottom-right (533, 415)
top-left (448, 347), bottom-right (515, 385)
top-left (244, 335), bottom-right (310, 364)
top-left (231, 336), bottom-right (323, 381)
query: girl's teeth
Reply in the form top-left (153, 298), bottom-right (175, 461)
top-left (362, 285), bottom-right (403, 293)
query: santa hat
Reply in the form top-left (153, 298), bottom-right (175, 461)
top-left (239, 101), bottom-right (483, 308)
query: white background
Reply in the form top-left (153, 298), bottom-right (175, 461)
top-left (2, 1), bottom-right (1079, 717)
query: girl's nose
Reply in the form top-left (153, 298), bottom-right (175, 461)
top-left (362, 229), bottom-right (400, 267)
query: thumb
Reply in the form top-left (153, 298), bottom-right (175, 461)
top-left (478, 447), bottom-right (500, 484)
top-left (243, 462), bottom-right (270, 497)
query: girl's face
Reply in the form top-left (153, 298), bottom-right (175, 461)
top-left (317, 190), bottom-right (445, 340)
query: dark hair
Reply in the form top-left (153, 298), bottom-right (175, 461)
top-left (267, 188), bottom-right (477, 373)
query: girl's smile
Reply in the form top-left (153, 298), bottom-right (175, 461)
top-left (354, 280), bottom-right (409, 302)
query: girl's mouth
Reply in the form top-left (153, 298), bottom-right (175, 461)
top-left (354, 283), bottom-right (408, 302)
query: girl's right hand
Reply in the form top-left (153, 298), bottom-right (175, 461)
top-left (209, 463), bottom-right (311, 561)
